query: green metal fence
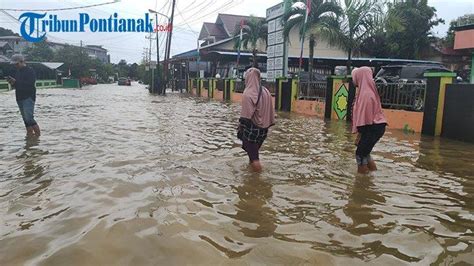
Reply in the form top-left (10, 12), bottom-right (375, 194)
top-left (0, 80), bottom-right (11, 91)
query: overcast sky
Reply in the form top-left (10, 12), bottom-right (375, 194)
top-left (0, 0), bottom-right (472, 63)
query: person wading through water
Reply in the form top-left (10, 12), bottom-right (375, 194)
top-left (6, 54), bottom-right (41, 137)
top-left (351, 67), bottom-right (387, 174)
top-left (237, 67), bottom-right (275, 172)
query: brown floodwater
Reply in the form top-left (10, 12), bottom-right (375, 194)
top-left (0, 84), bottom-right (473, 265)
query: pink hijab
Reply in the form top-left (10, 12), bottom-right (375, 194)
top-left (351, 67), bottom-right (387, 133)
top-left (240, 68), bottom-right (275, 128)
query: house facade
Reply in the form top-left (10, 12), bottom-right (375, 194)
top-left (0, 36), bottom-right (109, 64)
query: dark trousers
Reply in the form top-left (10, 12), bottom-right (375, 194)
top-left (356, 123), bottom-right (386, 165)
top-left (242, 140), bottom-right (263, 162)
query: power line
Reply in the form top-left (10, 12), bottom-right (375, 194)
top-left (176, 6), bottom-right (199, 36)
top-left (175, 0), bottom-right (237, 27)
top-left (0, 1), bottom-right (120, 12)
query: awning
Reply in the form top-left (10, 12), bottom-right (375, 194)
top-left (204, 51), bottom-right (267, 57)
top-left (40, 62), bottom-right (64, 69)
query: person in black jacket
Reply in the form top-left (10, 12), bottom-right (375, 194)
top-left (6, 54), bottom-right (41, 137)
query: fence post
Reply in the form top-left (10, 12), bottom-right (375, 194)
top-left (326, 76), bottom-right (350, 120)
top-left (422, 72), bottom-right (456, 136)
top-left (197, 78), bottom-right (201, 96)
top-left (208, 78), bottom-right (213, 98)
top-left (347, 76), bottom-right (355, 122)
top-left (223, 79), bottom-right (227, 101)
top-left (291, 79), bottom-right (299, 112)
top-left (275, 77), bottom-right (293, 112)
top-left (213, 79), bottom-right (217, 99)
top-left (471, 52), bottom-right (474, 84)
top-left (275, 78), bottom-right (283, 111)
top-left (325, 76), bottom-right (334, 119)
top-left (229, 79), bottom-right (235, 101)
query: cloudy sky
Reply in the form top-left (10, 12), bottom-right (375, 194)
top-left (0, 0), bottom-right (472, 63)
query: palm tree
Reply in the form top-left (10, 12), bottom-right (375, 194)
top-left (282, 0), bottom-right (342, 80)
top-left (233, 16), bottom-right (268, 67)
top-left (323, 0), bottom-right (383, 74)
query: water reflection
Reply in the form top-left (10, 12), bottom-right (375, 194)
top-left (18, 137), bottom-right (47, 183)
top-left (343, 175), bottom-right (388, 236)
top-left (0, 86), bottom-right (473, 265)
top-left (224, 173), bottom-right (277, 238)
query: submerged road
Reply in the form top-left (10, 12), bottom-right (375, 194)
top-left (0, 83), bottom-right (473, 265)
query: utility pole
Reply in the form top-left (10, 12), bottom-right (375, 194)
top-left (80, 40), bottom-right (83, 82)
top-left (164, 0), bottom-right (176, 95)
top-left (145, 32), bottom-right (155, 93)
top-left (155, 13), bottom-right (161, 95)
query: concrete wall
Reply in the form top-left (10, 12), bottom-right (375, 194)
top-left (293, 100), bottom-right (326, 118)
top-left (213, 90), bottom-right (223, 101)
top-left (383, 109), bottom-right (424, 133)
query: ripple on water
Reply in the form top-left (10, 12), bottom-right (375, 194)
top-left (0, 85), bottom-right (473, 265)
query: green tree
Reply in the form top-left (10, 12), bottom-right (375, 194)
top-left (54, 45), bottom-right (93, 78)
top-left (233, 16), bottom-right (268, 67)
top-left (386, 0), bottom-right (444, 59)
top-left (360, 7), bottom-right (404, 58)
top-left (444, 14), bottom-right (474, 48)
top-left (0, 27), bottom-right (19, 37)
top-left (24, 41), bottom-right (55, 62)
top-left (128, 63), bottom-right (139, 79)
top-left (282, 0), bottom-right (342, 80)
top-left (117, 59), bottom-right (129, 77)
top-left (324, 0), bottom-right (383, 73)
top-left (90, 59), bottom-right (114, 82)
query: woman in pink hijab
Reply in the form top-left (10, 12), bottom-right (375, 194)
top-left (351, 67), bottom-right (387, 174)
top-left (237, 68), bottom-right (275, 172)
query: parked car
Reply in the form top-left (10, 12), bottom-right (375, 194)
top-left (374, 64), bottom-right (451, 111)
top-left (118, 77), bottom-right (131, 86)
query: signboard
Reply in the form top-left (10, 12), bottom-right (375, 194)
top-left (266, 2), bottom-right (285, 20)
top-left (266, 2), bottom-right (288, 81)
top-left (267, 46), bottom-right (275, 58)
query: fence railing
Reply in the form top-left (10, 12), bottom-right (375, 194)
top-left (216, 79), bottom-right (224, 91)
top-left (376, 82), bottom-right (427, 112)
top-left (235, 80), bottom-right (245, 93)
top-left (172, 79), bottom-right (186, 90)
top-left (262, 80), bottom-right (276, 96)
top-left (233, 80), bottom-right (276, 95)
top-left (0, 80), bottom-right (11, 91)
top-left (298, 81), bottom-right (327, 101)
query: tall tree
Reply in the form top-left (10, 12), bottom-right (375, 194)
top-left (0, 27), bottom-right (19, 37)
top-left (359, 5), bottom-right (404, 58)
top-left (322, 0), bottom-right (383, 74)
top-left (53, 45), bottom-right (93, 78)
top-left (282, 0), bottom-right (342, 80)
top-left (386, 0), bottom-right (444, 59)
top-left (233, 16), bottom-right (268, 67)
top-left (24, 41), bottom-right (55, 62)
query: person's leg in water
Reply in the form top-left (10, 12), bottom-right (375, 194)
top-left (17, 99), bottom-right (32, 137)
top-left (367, 156), bottom-right (377, 171)
top-left (367, 124), bottom-right (386, 171)
top-left (356, 124), bottom-right (386, 173)
top-left (243, 140), bottom-right (263, 172)
top-left (356, 130), bottom-right (373, 174)
top-left (31, 124), bottom-right (41, 136)
top-left (23, 98), bottom-right (40, 137)
top-left (250, 142), bottom-right (263, 172)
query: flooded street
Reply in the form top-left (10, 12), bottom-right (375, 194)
top-left (1, 83), bottom-right (473, 265)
